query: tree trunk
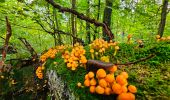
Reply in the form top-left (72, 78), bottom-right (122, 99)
top-left (86, 0), bottom-right (91, 44)
top-left (53, 7), bottom-right (62, 45)
top-left (158, 0), bottom-right (168, 37)
top-left (94, 0), bottom-right (101, 40)
top-left (71, 0), bottom-right (77, 45)
top-left (103, 0), bottom-right (113, 41)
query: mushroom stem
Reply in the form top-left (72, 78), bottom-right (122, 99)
top-left (91, 53), bottom-right (94, 59)
top-left (114, 50), bottom-right (117, 56)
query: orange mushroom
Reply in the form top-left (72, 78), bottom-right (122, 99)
top-left (95, 85), bottom-right (105, 94)
top-left (128, 85), bottom-right (137, 93)
top-left (99, 79), bottom-right (107, 88)
top-left (84, 79), bottom-right (90, 87)
top-left (120, 72), bottom-right (129, 79)
top-left (88, 71), bottom-right (95, 79)
top-left (156, 35), bottom-right (161, 39)
top-left (116, 75), bottom-right (127, 86)
top-left (90, 78), bottom-right (97, 86)
top-left (90, 86), bottom-right (96, 93)
top-left (85, 74), bottom-right (89, 80)
top-left (104, 87), bottom-right (112, 95)
top-left (96, 69), bottom-right (106, 79)
top-left (112, 83), bottom-right (122, 94)
top-left (122, 86), bottom-right (128, 93)
top-left (105, 74), bottom-right (115, 83)
top-left (117, 92), bottom-right (135, 100)
top-left (109, 65), bottom-right (117, 73)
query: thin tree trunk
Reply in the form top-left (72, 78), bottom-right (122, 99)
top-left (94, 0), bottom-right (101, 40)
top-left (53, 34), bottom-right (57, 46)
top-left (103, 0), bottom-right (113, 41)
top-left (71, 0), bottom-right (76, 45)
top-left (86, 0), bottom-right (91, 44)
top-left (53, 7), bottom-right (62, 45)
top-left (158, 0), bottom-right (168, 37)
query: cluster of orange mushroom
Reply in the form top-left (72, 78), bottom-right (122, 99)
top-left (156, 35), bottom-right (170, 42)
top-left (40, 48), bottom-right (57, 62)
top-left (62, 43), bottom-right (87, 71)
top-left (36, 66), bottom-right (44, 79)
top-left (40, 45), bottom-right (66, 62)
top-left (83, 66), bottom-right (137, 100)
top-left (89, 39), bottom-right (119, 59)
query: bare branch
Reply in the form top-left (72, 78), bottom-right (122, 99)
top-left (18, 38), bottom-right (38, 59)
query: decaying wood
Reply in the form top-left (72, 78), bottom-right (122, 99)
top-left (45, 0), bottom-right (114, 40)
top-left (86, 54), bottom-right (155, 72)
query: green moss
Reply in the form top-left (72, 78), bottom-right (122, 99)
top-left (45, 41), bottom-right (170, 99)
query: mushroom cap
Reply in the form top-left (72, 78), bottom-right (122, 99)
top-left (112, 83), bottom-right (122, 94)
top-left (109, 65), bottom-right (117, 73)
top-left (115, 46), bottom-right (120, 50)
top-left (90, 78), bottom-right (97, 86)
top-left (116, 75), bottom-right (127, 86)
top-left (96, 69), bottom-right (107, 78)
top-left (95, 85), bottom-right (105, 94)
top-left (99, 79), bottom-right (107, 88)
top-left (90, 49), bottom-right (94, 53)
top-left (104, 87), bottom-right (112, 95)
top-left (77, 82), bottom-right (82, 87)
top-left (120, 72), bottom-right (129, 79)
top-left (88, 71), bottom-right (95, 79)
top-left (128, 85), bottom-right (137, 93)
top-left (105, 74), bottom-right (115, 83)
top-left (167, 36), bottom-right (170, 40)
top-left (84, 79), bottom-right (90, 87)
top-left (122, 86), bottom-right (128, 93)
top-left (85, 74), bottom-right (89, 80)
top-left (156, 35), bottom-right (161, 39)
top-left (127, 34), bottom-right (132, 38)
top-left (117, 93), bottom-right (135, 100)
top-left (90, 86), bottom-right (96, 93)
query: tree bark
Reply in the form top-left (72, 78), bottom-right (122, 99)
top-left (86, 0), bottom-right (91, 44)
top-left (71, 0), bottom-right (77, 45)
top-left (158, 0), bottom-right (168, 37)
top-left (94, 0), bottom-right (101, 40)
top-left (103, 0), bottom-right (114, 41)
top-left (53, 7), bottom-right (62, 45)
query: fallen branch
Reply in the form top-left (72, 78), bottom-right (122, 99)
top-left (45, 0), bottom-right (114, 40)
top-left (86, 54), bottom-right (155, 72)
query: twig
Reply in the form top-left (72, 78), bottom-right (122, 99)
top-left (86, 54), bottom-right (155, 72)
top-left (115, 54), bottom-right (155, 66)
